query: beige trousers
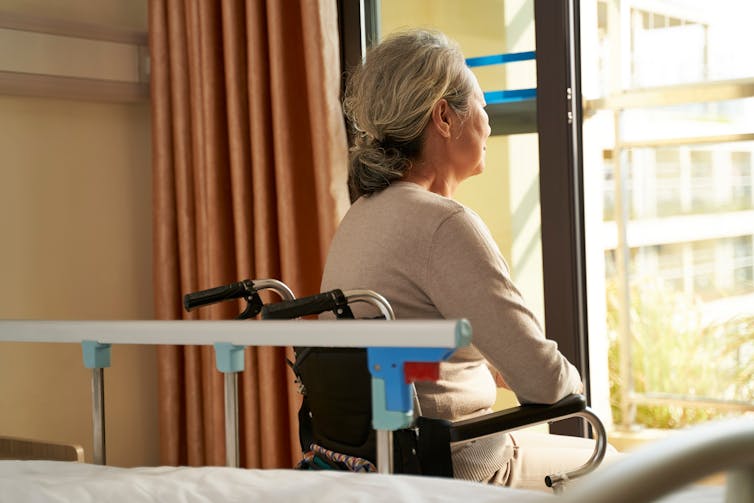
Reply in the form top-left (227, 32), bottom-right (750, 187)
top-left (487, 430), bottom-right (620, 492)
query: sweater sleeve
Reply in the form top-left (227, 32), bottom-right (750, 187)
top-left (425, 209), bottom-right (582, 404)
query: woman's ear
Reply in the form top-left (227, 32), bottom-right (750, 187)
top-left (429, 99), bottom-right (452, 138)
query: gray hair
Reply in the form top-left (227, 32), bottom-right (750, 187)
top-left (344, 29), bottom-right (473, 197)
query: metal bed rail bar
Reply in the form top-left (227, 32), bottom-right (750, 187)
top-left (0, 320), bottom-right (465, 347)
top-left (558, 417), bottom-right (754, 503)
top-left (0, 318), bottom-right (468, 468)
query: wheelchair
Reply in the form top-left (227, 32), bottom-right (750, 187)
top-left (261, 288), bottom-right (608, 491)
top-left (184, 280), bottom-right (607, 489)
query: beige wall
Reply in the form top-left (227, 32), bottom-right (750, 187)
top-left (0, 0), bottom-right (147, 29)
top-left (0, 1), bottom-right (158, 467)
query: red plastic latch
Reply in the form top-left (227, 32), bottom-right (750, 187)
top-left (404, 362), bottom-right (440, 383)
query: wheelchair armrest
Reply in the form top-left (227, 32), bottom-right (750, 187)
top-left (439, 393), bottom-right (606, 490)
top-left (447, 393), bottom-right (586, 443)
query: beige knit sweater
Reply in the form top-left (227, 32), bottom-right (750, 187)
top-left (321, 181), bottom-right (581, 482)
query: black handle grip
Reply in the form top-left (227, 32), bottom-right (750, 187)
top-left (261, 289), bottom-right (348, 319)
top-left (184, 280), bottom-right (255, 311)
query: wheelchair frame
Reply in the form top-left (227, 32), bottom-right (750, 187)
top-left (261, 288), bottom-right (607, 490)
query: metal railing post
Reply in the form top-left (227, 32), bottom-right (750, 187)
top-left (91, 367), bottom-right (106, 465)
top-left (224, 372), bottom-right (239, 468)
top-left (613, 109), bottom-right (636, 428)
top-left (82, 340), bottom-right (111, 465)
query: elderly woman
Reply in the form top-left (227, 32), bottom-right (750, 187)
top-left (321, 29), bottom-right (600, 490)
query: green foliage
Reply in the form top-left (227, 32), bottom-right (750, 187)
top-left (606, 277), bottom-right (754, 429)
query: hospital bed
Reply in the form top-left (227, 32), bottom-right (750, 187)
top-left (1, 421), bottom-right (747, 502)
top-left (0, 285), bottom-right (752, 501)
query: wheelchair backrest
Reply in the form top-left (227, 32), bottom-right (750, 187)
top-left (261, 289), bottom-right (422, 471)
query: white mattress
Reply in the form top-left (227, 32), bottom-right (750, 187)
top-left (0, 460), bottom-right (549, 503)
top-left (0, 460), bottom-right (727, 502)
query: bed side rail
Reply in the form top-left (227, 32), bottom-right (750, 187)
top-left (559, 417), bottom-right (754, 502)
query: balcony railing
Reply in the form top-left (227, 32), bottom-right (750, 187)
top-left (588, 77), bottom-right (754, 428)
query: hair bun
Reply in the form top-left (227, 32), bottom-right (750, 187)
top-left (349, 143), bottom-right (408, 196)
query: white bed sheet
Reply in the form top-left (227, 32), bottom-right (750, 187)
top-left (0, 460), bottom-right (727, 502)
top-left (0, 460), bottom-right (548, 503)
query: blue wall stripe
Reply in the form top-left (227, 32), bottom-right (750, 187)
top-left (466, 51), bottom-right (536, 68)
top-left (484, 88), bottom-right (537, 105)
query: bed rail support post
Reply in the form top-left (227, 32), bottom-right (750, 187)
top-left (215, 342), bottom-right (245, 468)
top-left (82, 340), bottom-right (111, 465)
top-left (367, 325), bottom-right (471, 474)
top-left (91, 367), bottom-right (106, 465)
top-left (224, 372), bottom-right (239, 468)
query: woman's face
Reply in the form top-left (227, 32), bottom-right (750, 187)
top-left (449, 71), bottom-right (491, 181)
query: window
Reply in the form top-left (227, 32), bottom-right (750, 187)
top-left (582, 0), bottom-right (754, 431)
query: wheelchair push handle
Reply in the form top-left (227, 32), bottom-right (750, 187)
top-left (261, 289), bottom-right (394, 320)
top-left (184, 278), bottom-right (294, 312)
top-left (184, 280), bottom-right (256, 311)
top-left (261, 289), bottom-right (351, 319)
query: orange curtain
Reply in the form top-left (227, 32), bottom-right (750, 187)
top-left (148, 0), bottom-right (348, 467)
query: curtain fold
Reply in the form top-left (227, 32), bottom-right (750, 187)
top-left (149, 0), bottom-right (348, 467)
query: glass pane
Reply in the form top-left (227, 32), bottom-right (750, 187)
top-left (582, 0), bottom-right (754, 437)
top-left (584, 0), bottom-right (754, 96)
top-left (620, 99), bottom-right (754, 144)
top-left (377, 1), bottom-right (541, 409)
top-left (377, 0), bottom-right (543, 317)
